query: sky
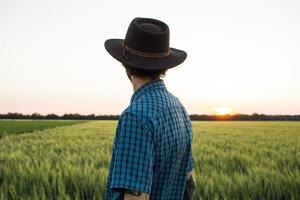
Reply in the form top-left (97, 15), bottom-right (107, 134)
top-left (0, 0), bottom-right (299, 115)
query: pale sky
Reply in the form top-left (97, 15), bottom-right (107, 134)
top-left (0, 0), bottom-right (299, 115)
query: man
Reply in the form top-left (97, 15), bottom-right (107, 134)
top-left (104, 17), bottom-right (195, 200)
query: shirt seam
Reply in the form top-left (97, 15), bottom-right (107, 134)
top-left (120, 111), bottom-right (152, 134)
top-left (149, 105), bottom-right (186, 123)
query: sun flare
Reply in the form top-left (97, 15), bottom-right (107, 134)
top-left (213, 106), bottom-right (233, 115)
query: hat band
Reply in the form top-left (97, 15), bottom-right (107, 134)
top-left (122, 43), bottom-right (170, 58)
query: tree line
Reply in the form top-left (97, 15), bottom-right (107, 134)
top-left (0, 113), bottom-right (119, 120)
top-left (0, 112), bottom-right (299, 121)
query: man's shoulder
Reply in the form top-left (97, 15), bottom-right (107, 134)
top-left (120, 102), bottom-right (150, 124)
top-left (118, 107), bottom-right (152, 132)
top-left (123, 90), bottom-right (185, 122)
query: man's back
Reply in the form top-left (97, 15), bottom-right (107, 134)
top-left (105, 80), bottom-right (193, 200)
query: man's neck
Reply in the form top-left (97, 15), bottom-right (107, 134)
top-left (131, 76), bottom-right (153, 92)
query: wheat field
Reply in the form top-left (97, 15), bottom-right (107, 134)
top-left (0, 121), bottom-right (299, 199)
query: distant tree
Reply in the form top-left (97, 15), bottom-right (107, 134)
top-left (45, 113), bottom-right (59, 119)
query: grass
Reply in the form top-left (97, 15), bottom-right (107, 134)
top-left (0, 121), bottom-right (299, 199)
top-left (0, 120), bottom-right (86, 137)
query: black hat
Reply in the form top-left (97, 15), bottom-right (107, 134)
top-left (104, 17), bottom-right (187, 70)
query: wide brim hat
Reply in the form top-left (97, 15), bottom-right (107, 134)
top-left (104, 17), bottom-right (187, 70)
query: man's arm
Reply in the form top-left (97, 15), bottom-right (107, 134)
top-left (123, 171), bottom-right (195, 200)
top-left (124, 189), bottom-right (149, 200)
top-left (184, 170), bottom-right (196, 200)
top-left (186, 170), bottom-right (194, 180)
top-left (109, 113), bottom-right (154, 199)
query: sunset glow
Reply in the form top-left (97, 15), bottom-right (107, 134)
top-left (213, 107), bottom-right (233, 116)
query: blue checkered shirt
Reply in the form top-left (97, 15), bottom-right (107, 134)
top-left (105, 79), bottom-right (193, 200)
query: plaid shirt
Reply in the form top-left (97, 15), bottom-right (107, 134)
top-left (105, 79), bottom-right (193, 200)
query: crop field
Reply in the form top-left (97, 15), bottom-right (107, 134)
top-left (0, 121), bottom-right (299, 199)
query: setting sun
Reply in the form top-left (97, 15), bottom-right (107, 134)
top-left (213, 106), bottom-right (233, 115)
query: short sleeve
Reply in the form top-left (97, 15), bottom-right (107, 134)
top-left (186, 121), bottom-right (193, 172)
top-left (110, 112), bottom-right (154, 193)
top-left (187, 144), bottom-right (194, 172)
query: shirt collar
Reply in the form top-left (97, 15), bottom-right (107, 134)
top-left (130, 79), bottom-right (166, 104)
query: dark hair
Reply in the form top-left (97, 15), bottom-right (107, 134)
top-left (122, 64), bottom-right (167, 80)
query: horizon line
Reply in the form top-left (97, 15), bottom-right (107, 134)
top-left (1, 112), bottom-right (300, 116)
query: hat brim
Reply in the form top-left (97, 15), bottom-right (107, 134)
top-left (104, 39), bottom-right (187, 70)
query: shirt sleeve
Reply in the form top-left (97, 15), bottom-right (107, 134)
top-left (110, 112), bottom-right (154, 193)
top-left (186, 119), bottom-right (194, 172)
top-left (187, 144), bottom-right (194, 172)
